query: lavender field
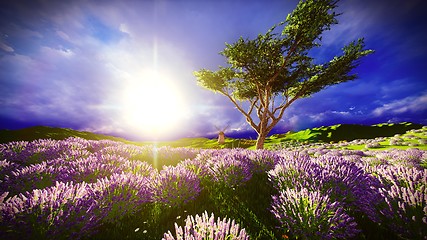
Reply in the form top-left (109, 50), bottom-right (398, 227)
top-left (1, 128), bottom-right (427, 239)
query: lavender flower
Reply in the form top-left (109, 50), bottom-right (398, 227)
top-left (205, 153), bottom-right (253, 187)
top-left (1, 160), bottom-right (58, 196)
top-left (85, 139), bottom-right (125, 153)
top-left (373, 165), bottom-right (427, 238)
top-left (176, 158), bottom-right (208, 178)
top-left (365, 142), bottom-right (381, 149)
top-left (0, 181), bottom-right (100, 239)
top-left (245, 149), bottom-right (279, 172)
top-left (0, 140), bottom-right (35, 164)
top-left (341, 154), bottom-right (363, 163)
top-left (268, 152), bottom-right (326, 192)
top-left (271, 188), bottom-right (359, 239)
top-left (127, 146), bottom-right (200, 169)
top-left (379, 184), bottom-right (427, 239)
top-left (374, 148), bottom-right (425, 168)
top-left (1, 138), bottom-right (93, 167)
top-left (65, 154), bottom-right (127, 183)
top-left (120, 159), bottom-right (157, 177)
top-left (151, 165), bottom-right (201, 207)
top-left (93, 172), bottom-right (154, 224)
top-left (359, 156), bottom-right (389, 167)
top-left (374, 165), bottom-right (426, 190)
top-left (269, 154), bottom-right (384, 223)
top-left (0, 159), bottom-right (18, 180)
top-left (313, 156), bottom-right (385, 223)
top-left (162, 211), bottom-right (249, 240)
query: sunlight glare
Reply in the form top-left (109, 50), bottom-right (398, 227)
top-left (122, 70), bottom-right (188, 138)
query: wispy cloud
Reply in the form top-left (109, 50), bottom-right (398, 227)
top-left (0, 41), bottom-right (14, 52)
top-left (373, 93), bottom-right (427, 116)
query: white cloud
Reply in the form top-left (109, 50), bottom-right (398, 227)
top-left (40, 46), bottom-right (75, 58)
top-left (0, 41), bottom-right (14, 52)
top-left (56, 30), bottom-right (70, 41)
top-left (288, 115), bottom-right (301, 128)
top-left (308, 110), bottom-right (350, 122)
top-left (373, 94), bottom-right (427, 116)
top-left (119, 23), bottom-right (131, 35)
top-left (7, 23), bottom-right (43, 39)
top-left (331, 111), bottom-right (350, 116)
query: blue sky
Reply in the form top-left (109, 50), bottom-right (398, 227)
top-left (0, 0), bottom-right (426, 141)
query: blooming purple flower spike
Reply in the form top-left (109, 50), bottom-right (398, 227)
top-left (271, 187), bottom-right (360, 239)
top-left (162, 211), bottom-right (249, 240)
top-left (151, 165), bottom-right (201, 207)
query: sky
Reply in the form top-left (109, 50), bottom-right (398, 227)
top-left (0, 0), bottom-right (426, 141)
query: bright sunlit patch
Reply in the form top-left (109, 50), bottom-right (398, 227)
top-left (121, 70), bottom-right (187, 138)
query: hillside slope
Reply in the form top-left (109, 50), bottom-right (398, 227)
top-left (0, 126), bottom-right (130, 144)
top-left (268, 122), bottom-right (424, 143)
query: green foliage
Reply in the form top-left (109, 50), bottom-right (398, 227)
top-left (283, 0), bottom-right (339, 48)
top-left (302, 39), bottom-right (374, 96)
top-left (193, 67), bottom-right (231, 93)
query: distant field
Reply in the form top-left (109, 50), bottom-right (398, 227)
top-left (267, 124), bottom-right (427, 151)
top-left (0, 122), bottom-right (425, 150)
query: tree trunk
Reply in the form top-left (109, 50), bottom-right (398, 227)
top-left (255, 131), bottom-right (268, 149)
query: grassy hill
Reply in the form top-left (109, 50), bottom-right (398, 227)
top-left (0, 126), bottom-right (255, 149)
top-left (0, 122), bottom-right (424, 150)
top-left (0, 126), bottom-right (131, 144)
top-left (266, 122), bottom-right (423, 143)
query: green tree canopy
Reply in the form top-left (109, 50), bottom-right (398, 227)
top-left (194, 0), bottom-right (374, 149)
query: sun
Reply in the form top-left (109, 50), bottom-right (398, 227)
top-left (121, 70), bottom-right (187, 137)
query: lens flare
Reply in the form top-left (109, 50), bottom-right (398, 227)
top-left (121, 70), bottom-right (188, 138)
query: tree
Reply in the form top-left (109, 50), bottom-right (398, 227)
top-left (194, 0), bottom-right (374, 149)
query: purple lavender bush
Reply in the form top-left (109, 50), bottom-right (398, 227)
top-left (245, 149), bottom-right (278, 173)
top-left (93, 172), bottom-right (154, 224)
top-left (0, 159), bottom-right (18, 179)
top-left (374, 165), bottom-right (427, 239)
top-left (374, 165), bottom-right (426, 189)
top-left (57, 154), bottom-right (124, 183)
top-left (0, 181), bottom-right (100, 239)
top-left (0, 141), bottom-right (31, 163)
top-left (151, 165), bottom-right (201, 207)
top-left (162, 211), bottom-right (249, 240)
top-left (313, 155), bottom-right (385, 223)
top-left (269, 153), bottom-right (385, 225)
top-left (271, 188), bottom-right (359, 239)
top-left (1, 160), bottom-right (59, 196)
top-left (268, 153), bottom-right (326, 192)
top-left (205, 153), bottom-right (253, 187)
top-left (176, 157), bottom-right (210, 179)
top-left (1, 154), bottom-right (127, 196)
top-left (380, 184), bottom-right (427, 239)
top-left (120, 158), bottom-right (157, 177)
top-left (374, 148), bottom-right (424, 168)
top-left (128, 145), bottom-right (200, 169)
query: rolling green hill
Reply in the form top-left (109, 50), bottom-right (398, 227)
top-left (0, 126), bottom-right (131, 144)
top-left (267, 122), bottom-right (423, 143)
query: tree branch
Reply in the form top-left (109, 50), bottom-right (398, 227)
top-left (220, 90), bottom-right (259, 132)
top-left (268, 35), bottom-right (301, 85)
